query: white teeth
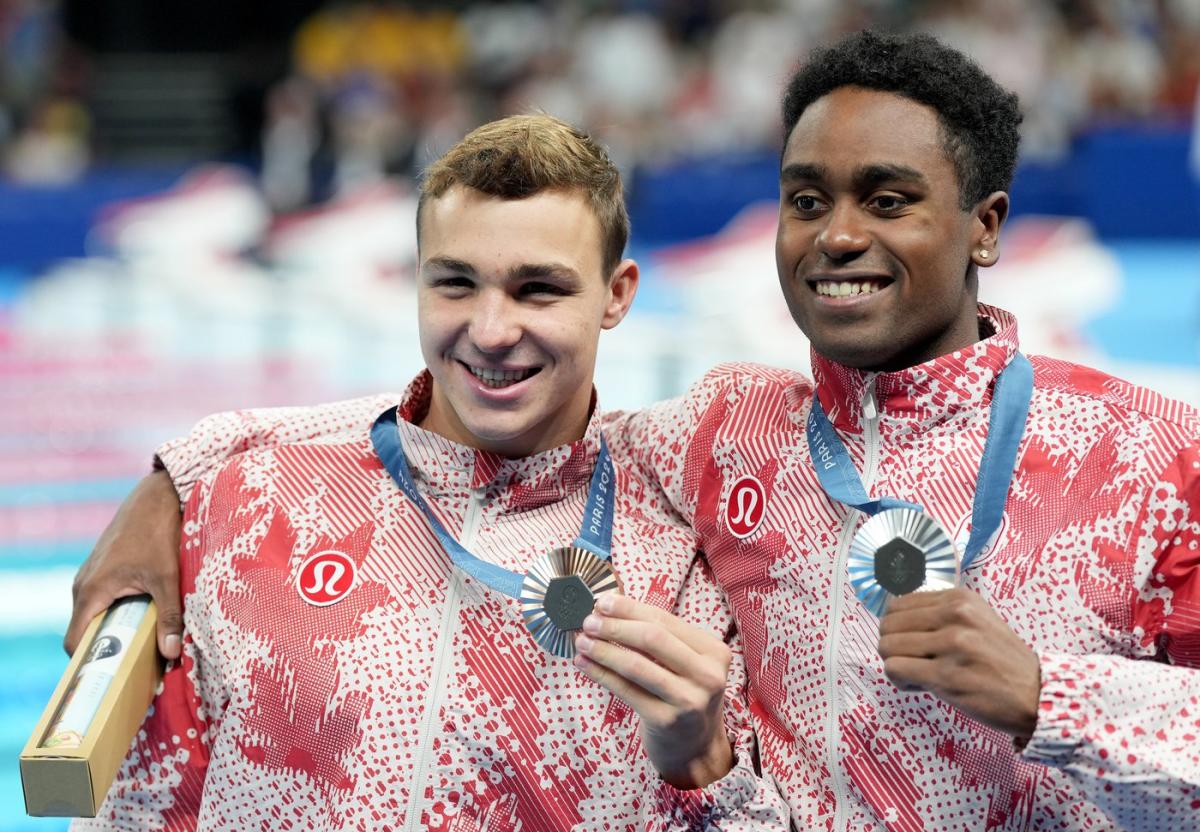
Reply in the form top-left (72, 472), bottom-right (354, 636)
top-left (815, 281), bottom-right (885, 297)
top-left (467, 365), bottom-right (536, 388)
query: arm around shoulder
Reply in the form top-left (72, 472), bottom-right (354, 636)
top-left (602, 366), bottom-right (745, 527)
top-left (68, 393), bottom-right (398, 660)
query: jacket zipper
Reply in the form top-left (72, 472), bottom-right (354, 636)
top-left (825, 375), bottom-right (878, 830)
top-left (404, 485), bottom-right (486, 831)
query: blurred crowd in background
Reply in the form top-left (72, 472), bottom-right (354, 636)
top-left (2, 0), bottom-right (1199, 203)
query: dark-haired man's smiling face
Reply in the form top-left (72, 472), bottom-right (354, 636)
top-left (775, 86), bottom-right (1003, 371)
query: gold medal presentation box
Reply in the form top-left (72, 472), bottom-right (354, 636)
top-left (20, 601), bottom-right (161, 817)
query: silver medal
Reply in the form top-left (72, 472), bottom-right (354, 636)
top-left (520, 546), bottom-right (620, 658)
top-left (848, 508), bottom-right (959, 616)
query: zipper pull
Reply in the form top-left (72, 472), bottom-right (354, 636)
top-left (861, 376), bottom-right (878, 422)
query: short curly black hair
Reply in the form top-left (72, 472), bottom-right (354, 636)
top-left (781, 30), bottom-right (1022, 209)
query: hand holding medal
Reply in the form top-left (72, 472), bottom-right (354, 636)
top-left (572, 594), bottom-right (736, 789)
top-left (877, 587), bottom-right (1041, 740)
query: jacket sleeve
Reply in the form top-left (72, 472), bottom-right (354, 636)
top-left (155, 393), bottom-right (398, 504)
top-left (640, 557), bottom-right (792, 830)
top-left (1020, 440), bottom-right (1200, 830)
top-left (73, 486), bottom-right (220, 831)
top-left (603, 365), bottom-right (737, 527)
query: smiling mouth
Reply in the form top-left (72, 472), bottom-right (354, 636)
top-left (811, 278), bottom-right (892, 298)
top-left (462, 362), bottom-right (541, 389)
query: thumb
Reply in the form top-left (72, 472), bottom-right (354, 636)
top-left (156, 601), bottom-right (184, 661)
top-left (145, 567), bottom-right (184, 661)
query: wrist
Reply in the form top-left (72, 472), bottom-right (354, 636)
top-left (144, 468), bottom-right (183, 513)
top-left (1009, 649), bottom-right (1042, 743)
top-left (657, 733), bottom-right (734, 791)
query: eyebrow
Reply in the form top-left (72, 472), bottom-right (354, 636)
top-left (422, 257), bottom-right (581, 282)
top-left (780, 162), bottom-right (826, 184)
top-left (853, 163), bottom-right (928, 190)
top-left (423, 256), bottom-right (476, 275)
top-left (780, 162), bottom-right (928, 190)
top-left (509, 262), bottom-right (581, 282)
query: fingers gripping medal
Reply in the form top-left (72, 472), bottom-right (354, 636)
top-left (848, 508), bottom-right (959, 616)
top-left (372, 407), bottom-right (621, 660)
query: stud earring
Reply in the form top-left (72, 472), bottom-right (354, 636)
top-left (979, 249), bottom-right (990, 259)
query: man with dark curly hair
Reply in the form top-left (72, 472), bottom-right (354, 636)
top-left (613, 30), bottom-right (1197, 829)
top-left (70, 30), bottom-right (1200, 830)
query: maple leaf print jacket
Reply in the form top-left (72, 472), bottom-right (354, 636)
top-left (75, 372), bottom-right (789, 832)
top-left (605, 305), bottom-right (1200, 831)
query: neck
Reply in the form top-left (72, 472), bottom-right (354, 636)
top-left (859, 308), bottom-right (986, 374)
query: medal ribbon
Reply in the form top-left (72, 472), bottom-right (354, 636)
top-left (805, 352), bottom-right (1033, 571)
top-left (370, 407), bottom-right (616, 598)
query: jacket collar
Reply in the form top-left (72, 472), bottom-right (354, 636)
top-left (388, 370), bottom-right (603, 508)
top-left (811, 304), bottom-right (1021, 435)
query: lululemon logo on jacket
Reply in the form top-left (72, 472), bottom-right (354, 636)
top-left (725, 475), bottom-right (766, 539)
top-left (296, 550), bottom-right (357, 606)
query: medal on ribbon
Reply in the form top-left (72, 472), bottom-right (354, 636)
top-left (806, 353), bottom-right (1033, 616)
top-left (371, 408), bottom-right (620, 658)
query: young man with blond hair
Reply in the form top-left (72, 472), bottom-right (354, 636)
top-left (73, 115), bottom-right (788, 831)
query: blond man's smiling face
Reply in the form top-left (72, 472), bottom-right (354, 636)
top-left (417, 185), bottom-right (637, 456)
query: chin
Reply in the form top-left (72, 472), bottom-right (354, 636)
top-left (463, 419), bottom-right (524, 445)
top-left (809, 336), bottom-right (897, 372)
top-left (805, 328), bottom-right (868, 364)
top-left (472, 419), bottom-right (550, 454)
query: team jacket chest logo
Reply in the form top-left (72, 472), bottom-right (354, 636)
top-left (725, 475), bottom-right (766, 538)
top-left (296, 550), bottom-right (357, 606)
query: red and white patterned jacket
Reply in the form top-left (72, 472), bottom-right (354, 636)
top-left (75, 372), bottom-right (789, 832)
top-left (607, 304), bottom-right (1200, 830)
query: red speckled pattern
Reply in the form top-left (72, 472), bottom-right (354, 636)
top-left (605, 304), bottom-right (1200, 831)
top-left (76, 374), bottom-right (790, 832)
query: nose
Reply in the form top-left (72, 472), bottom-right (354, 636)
top-left (816, 202), bottom-right (870, 262)
top-left (468, 289), bottom-right (522, 353)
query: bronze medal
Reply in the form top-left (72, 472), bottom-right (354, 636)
top-left (520, 546), bottom-right (620, 658)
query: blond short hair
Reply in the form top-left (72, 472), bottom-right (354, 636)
top-left (419, 114), bottom-right (629, 276)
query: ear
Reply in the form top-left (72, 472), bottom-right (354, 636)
top-left (970, 191), bottom-right (1009, 269)
top-left (601, 258), bottom-right (639, 330)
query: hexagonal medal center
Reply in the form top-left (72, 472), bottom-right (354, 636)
top-left (874, 537), bottom-right (927, 595)
top-left (543, 575), bottom-right (595, 630)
